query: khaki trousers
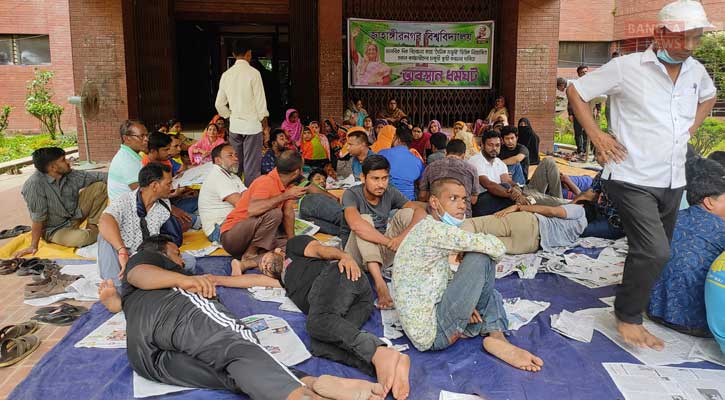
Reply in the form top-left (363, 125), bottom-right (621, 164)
top-left (461, 212), bottom-right (540, 255)
top-left (344, 208), bottom-right (414, 270)
top-left (49, 181), bottom-right (108, 248)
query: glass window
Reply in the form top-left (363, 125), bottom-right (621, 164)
top-left (558, 41), bottom-right (612, 68)
top-left (558, 42), bottom-right (583, 68)
top-left (583, 42), bottom-right (610, 66)
top-left (0, 35), bottom-right (13, 65)
top-left (16, 35), bottom-right (50, 65)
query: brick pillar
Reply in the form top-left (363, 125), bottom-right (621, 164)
top-left (513, 0), bottom-right (560, 152)
top-left (68, 0), bottom-right (129, 161)
top-left (317, 0), bottom-right (343, 121)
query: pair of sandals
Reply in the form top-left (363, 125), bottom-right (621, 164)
top-left (0, 321), bottom-right (41, 368)
top-left (0, 225), bottom-right (30, 240)
top-left (0, 258), bottom-right (58, 276)
top-left (30, 303), bottom-right (88, 326)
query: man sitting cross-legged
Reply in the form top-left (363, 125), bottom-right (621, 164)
top-left (102, 234), bottom-right (385, 400)
top-left (220, 150), bottom-right (307, 271)
top-left (393, 177), bottom-right (543, 371)
top-left (341, 155), bottom-right (427, 309)
top-left (237, 236), bottom-right (411, 399)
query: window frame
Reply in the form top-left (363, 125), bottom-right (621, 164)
top-left (0, 34), bottom-right (51, 66)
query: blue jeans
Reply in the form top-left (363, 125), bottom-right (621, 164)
top-left (299, 194), bottom-right (343, 236)
top-left (430, 252), bottom-right (509, 350)
top-left (207, 224), bottom-right (222, 243)
top-left (581, 217), bottom-right (625, 240)
top-left (508, 163), bottom-right (526, 186)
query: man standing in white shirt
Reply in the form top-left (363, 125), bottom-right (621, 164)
top-left (568, 0), bottom-right (716, 350)
top-left (215, 41), bottom-right (270, 186)
top-left (198, 143), bottom-right (247, 244)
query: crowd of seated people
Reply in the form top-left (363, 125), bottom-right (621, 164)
top-left (16, 89), bottom-right (725, 400)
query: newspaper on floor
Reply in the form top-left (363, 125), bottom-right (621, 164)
top-left (381, 308), bottom-right (404, 340)
top-left (75, 242), bottom-right (98, 259)
top-left (495, 254), bottom-right (539, 279)
top-left (247, 287), bottom-right (302, 313)
top-left (294, 218), bottom-right (320, 236)
top-left (75, 312), bottom-right (127, 349)
top-left (182, 243), bottom-right (221, 258)
top-left (603, 362), bottom-right (725, 400)
top-left (325, 174), bottom-right (358, 189)
top-left (24, 264), bottom-right (101, 306)
top-left (172, 162), bottom-right (214, 189)
top-left (133, 372), bottom-right (192, 398)
top-left (439, 390), bottom-right (485, 399)
top-left (503, 298), bottom-right (550, 331)
top-left (580, 307), bottom-right (725, 366)
top-left (541, 252), bottom-right (623, 289)
top-left (550, 310), bottom-right (594, 343)
top-left (240, 314), bottom-right (311, 366)
top-left (599, 296), bottom-right (616, 307)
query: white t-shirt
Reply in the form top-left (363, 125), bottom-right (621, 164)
top-left (572, 47), bottom-right (716, 188)
top-left (103, 189), bottom-right (171, 254)
top-left (466, 153), bottom-right (509, 192)
top-left (198, 164), bottom-right (247, 236)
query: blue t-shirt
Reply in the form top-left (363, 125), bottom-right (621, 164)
top-left (706, 252), bottom-right (725, 355)
top-left (378, 146), bottom-right (424, 201)
top-left (562, 175), bottom-right (593, 199)
top-left (649, 206), bottom-right (725, 331)
top-left (351, 149), bottom-right (374, 181)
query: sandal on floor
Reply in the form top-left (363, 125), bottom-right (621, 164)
top-left (0, 321), bottom-right (39, 342)
top-left (16, 258), bottom-right (44, 276)
top-left (0, 335), bottom-right (41, 368)
top-left (0, 259), bottom-right (20, 275)
top-left (0, 225), bottom-right (31, 240)
top-left (31, 312), bottom-right (79, 326)
top-left (35, 303), bottom-right (87, 317)
top-left (23, 276), bottom-right (69, 299)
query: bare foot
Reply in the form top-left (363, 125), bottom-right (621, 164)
top-left (98, 279), bottom-right (122, 313)
top-left (483, 333), bottom-right (543, 372)
top-left (312, 375), bottom-right (385, 400)
top-left (392, 354), bottom-right (410, 400)
top-left (617, 320), bottom-right (664, 350)
top-left (371, 346), bottom-right (400, 397)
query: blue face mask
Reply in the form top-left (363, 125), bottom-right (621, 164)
top-left (657, 49), bottom-right (685, 65)
top-left (439, 210), bottom-right (465, 227)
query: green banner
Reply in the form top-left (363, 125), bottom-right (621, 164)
top-left (347, 18), bottom-right (494, 89)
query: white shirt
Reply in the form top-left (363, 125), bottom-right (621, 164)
top-left (466, 153), bottom-right (509, 193)
top-left (573, 47), bottom-right (716, 188)
top-left (215, 59), bottom-right (269, 135)
top-left (198, 164), bottom-right (247, 237)
top-left (103, 189), bottom-right (171, 254)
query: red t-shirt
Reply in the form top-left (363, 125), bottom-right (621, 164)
top-left (221, 169), bottom-right (286, 233)
top-left (141, 155), bottom-right (173, 169)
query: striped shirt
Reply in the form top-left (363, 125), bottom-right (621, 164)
top-left (22, 169), bottom-right (107, 239)
top-left (108, 145), bottom-right (142, 200)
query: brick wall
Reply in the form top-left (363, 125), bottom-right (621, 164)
top-left (68, 0), bottom-right (129, 161)
top-left (0, 0), bottom-right (76, 133)
top-left (559, 0), bottom-right (615, 42)
top-left (317, 0), bottom-right (343, 121)
top-left (514, 0), bottom-right (561, 152)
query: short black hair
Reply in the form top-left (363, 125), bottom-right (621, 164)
top-left (431, 177), bottom-right (464, 197)
top-left (446, 139), bottom-right (466, 156)
top-left (362, 154), bottom-right (390, 176)
top-left (154, 122), bottom-right (168, 132)
top-left (686, 157), bottom-right (725, 205)
top-left (137, 234), bottom-right (175, 255)
top-left (232, 40), bottom-right (249, 57)
top-left (120, 119), bottom-right (144, 140)
top-left (580, 200), bottom-right (598, 223)
top-left (395, 125), bottom-right (414, 146)
top-left (308, 168), bottom-right (327, 182)
top-left (211, 143), bottom-right (232, 162)
top-left (268, 128), bottom-right (287, 148)
top-left (556, 77), bottom-right (567, 87)
top-left (276, 150), bottom-right (303, 175)
top-left (611, 51), bottom-right (620, 58)
top-left (709, 151), bottom-right (725, 168)
top-left (482, 130), bottom-right (501, 144)
top-left (347, 130), bottom-right (370, 146)
top-left (138, 163), bottom-right (171, 188)
top-left (148, 131), bottom-right (172, 152)
top-left (32, 147), bottom-right (65, 173)
top-left (430, 133), bottom-right (448, 151)
top-left (577, 65), bottom-right (588, 74)
top-left (167, 118), bottom-right (181, 129)
top-left (501, 126), bottom-right (518, 137)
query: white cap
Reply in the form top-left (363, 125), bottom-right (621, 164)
top-left (657, 0), bottom-right (714, 32)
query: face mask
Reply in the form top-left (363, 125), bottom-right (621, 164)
top-left (440, 211), bottom-right (465, 227)
top-left (657, 49), bottom-right (685, 65)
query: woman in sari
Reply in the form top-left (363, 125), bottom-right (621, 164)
top-left (452, 121), bottom-right (480, 159)
top-left (410, 125), bottom-right (431, 162)
top-left (301, 123), bottom-right (331, 170)
top-left (486, 96), bottom-right (510, 125)
top-left (343, 98), bottom-right (368, 126)
top-left (517, 117), bottom-right (541, 165)
top-left (350, 27), bottom-right (392, 86)
top-left (188, 123), bottom-right (225, 165)
top-left (473, 119), bottom-right (487, 137)
top-left (377, 98), bottom-right (406, 125)
top-left (427, 119), bottom-right (447, 138)
top-left (281, 108), bottom-right (303, 145)
top-left (362, 116), bottom-right (375, 144)
top-left (210, 115), bottom-right (228, 141)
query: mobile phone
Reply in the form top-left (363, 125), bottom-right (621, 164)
top-left (298, 180), bottom-right (310, 187)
